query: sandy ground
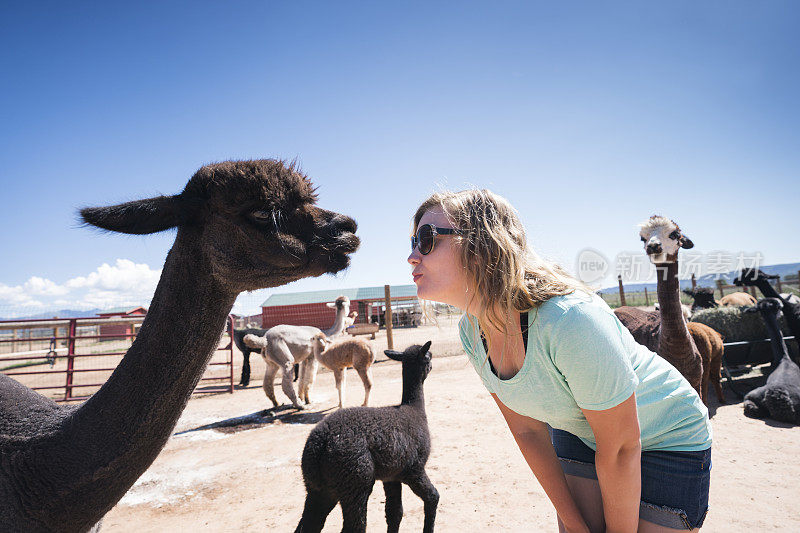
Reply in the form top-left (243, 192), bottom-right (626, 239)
top-left (99, 322), bottom-right (798, 533)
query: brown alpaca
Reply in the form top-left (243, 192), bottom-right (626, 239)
top-left (309, 332), bottom-right (375, 408)
top-left (719, 292), bottom-right (757, 307)
top-left (0, 160), bottom-right (360, 532)
top-left (614, 216), bottom-right (703, 394)
top-left (686, 322), bottom-right (725, 405)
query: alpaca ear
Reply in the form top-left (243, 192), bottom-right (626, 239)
top-left (80, 194), bottom-right (199, 235)
top-left (679, 235), bottom-right (694, 249)
top-left (384, 350), bottom-right (404, 361)
top-left (419, 341), bottom-right (432, 357)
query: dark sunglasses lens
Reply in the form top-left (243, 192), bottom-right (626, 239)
top-left (418, 225), bottom-right (434, 255)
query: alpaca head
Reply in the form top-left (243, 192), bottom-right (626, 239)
top-left (79, 160), bottom-right (360, 293)
top-left (745, 297), bottom-right (783, 317)
top-left (243, 333), bottom-right (268, 350)
top-left (733, 268), bottom-right (779, 287)
top-left (638, 215), bottom-right (693, 264)
top-left (326, 296), bottom-right (351, 314)
top-left (683, 287), bottom-right (718, 309)
top-left (384, 341), bottom-right (433, 384)
top-left (310, 332), bottom-right (332, 355)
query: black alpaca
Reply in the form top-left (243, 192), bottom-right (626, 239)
top-left (233, 327), bottom-right (266, 386)
top-left (743, 298), bottom-right (800, 424)
top-left (683, 287), bottom-right (718, 312)
top-left (295, 341), bottom-right (439, 533)
top-left (734, 268), bottom-right (800, 351)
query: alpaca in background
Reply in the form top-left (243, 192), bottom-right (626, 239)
top-left (614, 216), bottom-right (703, 393)
top-left (742, 299), bottom-right (800, 424)
top-left (309, 332), bottom-right (374, 408)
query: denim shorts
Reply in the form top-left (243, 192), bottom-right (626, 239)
top-left (550, 428), bottom-right (711, 530)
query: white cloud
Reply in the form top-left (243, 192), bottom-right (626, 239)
top-left (66, 259), bottom-right (161, 292)
top-left (24, 276), bottom-right (69, 296)
top-left (0, 260), bottom-right (162, 318)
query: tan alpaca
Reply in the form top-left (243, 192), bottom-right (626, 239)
top-left (686, 322), bottom-right (725, 405)
top-left (719, 292), bottom-right (757, 307)
top-left (309, 332), bottom-right (375, 408)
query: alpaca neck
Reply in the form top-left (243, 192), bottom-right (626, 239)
top-left (655, 262), bottom-right (694, 356)
top-left (753, 278), bottom-right (780, 299)
top-left (42, 230), bottom-right (236, 523)
top-left (322, 306), bottom-right (348, 337)
top-left (760, 310), bottom-right (789, 367)
top-left (401, 374), bottom-right (426, 410)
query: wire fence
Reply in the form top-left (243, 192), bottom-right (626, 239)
top-left (0, 315), bottom-right (234, 402)
top-left (598, 273), bottom-right (800, 309)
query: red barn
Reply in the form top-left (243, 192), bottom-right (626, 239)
top-left (96, 306), bottom-right (147, 340)
top-left (260, 285), bottom-right (418, 330)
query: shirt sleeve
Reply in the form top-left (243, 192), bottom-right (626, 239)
top-left (550, 302), bottom-right (639, 411)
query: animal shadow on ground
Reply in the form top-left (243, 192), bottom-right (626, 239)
top-left (174, 405), bottom-right (334, 435)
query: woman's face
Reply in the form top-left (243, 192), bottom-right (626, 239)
top-left (407, 208), bottom-right (472, 308)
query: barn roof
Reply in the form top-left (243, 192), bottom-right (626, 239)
top-left (260, 284), bottom-right (418, 307)
top-left (96, 306), bottom-right (147, 316)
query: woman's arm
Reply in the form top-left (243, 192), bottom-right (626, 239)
top-left (581, 393), bottom-right (641, 533)
top-left (491, 394), bottom-right (590, 533)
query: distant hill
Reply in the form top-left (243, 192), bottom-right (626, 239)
top-left (0, 309), bottom-right (101, 321)
top-left (598, 262), bottom-right (800, 294)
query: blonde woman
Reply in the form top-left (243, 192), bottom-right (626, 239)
top-left (408, 190), bottom-right (711, 533)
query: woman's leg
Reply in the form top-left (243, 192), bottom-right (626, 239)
top-left (556, 474), bottom-right (605, 533)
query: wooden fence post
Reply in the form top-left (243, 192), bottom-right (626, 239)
top-left (644, 287), bottom-right (649, 306)
top-left (617, 275), bottom-right (626, 307)
top-left (776, 276), bottom-right (783, 293)
top-left (65, 319), bottom-right (76, 401)
top-left (384, 285), bottom-right (393, 351)
top-left (691, 273), bottom-right (696, 291)
top-left (717, 279), bottom-right (725, 300)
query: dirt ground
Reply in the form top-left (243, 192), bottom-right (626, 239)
top-left (101, 322), bottom-right (799, 532)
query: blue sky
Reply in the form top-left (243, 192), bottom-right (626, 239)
top-left (1, 1), bottom-right (798, 317)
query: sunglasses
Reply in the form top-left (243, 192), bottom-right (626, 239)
top-left (411, 223), bottom-right (462, 255)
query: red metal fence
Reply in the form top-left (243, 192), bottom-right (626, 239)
top-left (0, 315), bottom-right (234, 402)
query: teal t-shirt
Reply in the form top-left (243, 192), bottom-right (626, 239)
top-left (459, 292), bottom-right (712, 452)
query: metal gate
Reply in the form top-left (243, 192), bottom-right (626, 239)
top-left (0, 315), bottom-right (234, 402)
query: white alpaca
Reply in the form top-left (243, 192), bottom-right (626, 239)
top-left (654, 301), bottom-right (692, 321)
top-left (244, 296), bottom-right (350, 409)
top-left (310, 332), bottom-right (375, 408)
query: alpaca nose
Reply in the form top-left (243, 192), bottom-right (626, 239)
top-left (646, 242), bottom-right (662, 254)
top-left (321, 211), bottom-right (357, 234)
top-left (331, 213), bottom-right (357, 234)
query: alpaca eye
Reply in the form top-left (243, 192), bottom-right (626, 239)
top-left (640, 236), bottom-right (646, 242)
top-left (249, 210), bottom-right (280, 227)
top-left (668, 231), bottom-right (680, 240)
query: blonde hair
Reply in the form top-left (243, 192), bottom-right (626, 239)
top-left (413, 189), bottom-right (592, 338)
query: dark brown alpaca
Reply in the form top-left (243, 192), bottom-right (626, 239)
top-left (614, 216), bottom-right (703, 394)
top-left (0, 160), bottom-right (360, 532)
